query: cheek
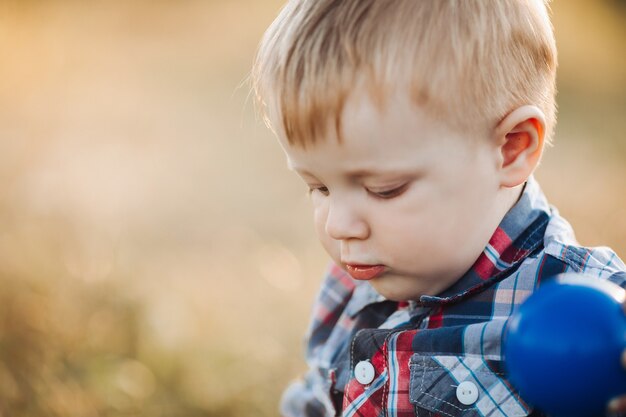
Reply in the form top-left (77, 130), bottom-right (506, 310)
top-left (312, 202), bottom-right (327, 236)
top-left (370, 203), bottom-right (434, 253)
top-left (312, 203), bottom-right (331, 242)
top-left (372, 190), bottom-right (467, 258)
top-left (313, 206), bottom-right (341, 262)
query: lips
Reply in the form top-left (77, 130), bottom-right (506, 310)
top-left (344, 264), bottom-right (386, 281)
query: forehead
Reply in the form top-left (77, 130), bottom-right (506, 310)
top-left (281, 89), bottom-right (478, 174)
top-left (341, 89), bottom-right (445, 145)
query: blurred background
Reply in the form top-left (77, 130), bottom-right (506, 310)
top-left (0, 0), bottom-right (624, 416)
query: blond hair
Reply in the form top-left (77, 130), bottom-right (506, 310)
top-left (252, 0), bottom-right (557, 147)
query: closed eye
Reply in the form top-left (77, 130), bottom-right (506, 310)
top-left (367, 183), bottom-right (409, 199)
top-left (308, 185), bottom-right (329, 196)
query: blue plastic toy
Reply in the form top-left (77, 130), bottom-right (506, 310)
top-left (504, 274), bottom-right (626, 417)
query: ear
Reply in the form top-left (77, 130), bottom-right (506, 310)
top-left (494, 105), bottom-right (546, 188)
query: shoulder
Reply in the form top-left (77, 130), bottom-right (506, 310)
top-left (306, 263), bottom-right (388, 358)
top-left (307, 263), bottom-right (354, 331)
top-left (539, 206), bottom-right (626, 285)
top-left (305, 264), bottom-right (358, 351)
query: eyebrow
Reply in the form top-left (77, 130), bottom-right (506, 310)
top-left (291, 165), bottom-right (416, 180)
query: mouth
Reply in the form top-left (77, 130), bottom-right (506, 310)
top-left (344, 264), bottom-right (386, 281)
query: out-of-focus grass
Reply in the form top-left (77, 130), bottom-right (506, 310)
top-left (0, 1), bottom-right (624, 416)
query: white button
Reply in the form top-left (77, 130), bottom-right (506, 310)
top-left (456, 381), bottom-right (479, 405)
top-left (354, 360), bottom-right (375, 385)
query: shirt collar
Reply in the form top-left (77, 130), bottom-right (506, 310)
top-left (346, 176), bottom-right (552, 317)
top-left (345, 280), bottom-right (387, 317)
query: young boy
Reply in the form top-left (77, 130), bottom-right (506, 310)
top-left (252, 1), bottom-right (626, 416)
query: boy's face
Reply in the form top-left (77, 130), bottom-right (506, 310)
top-left (280, 90), bottom-right (508, 301)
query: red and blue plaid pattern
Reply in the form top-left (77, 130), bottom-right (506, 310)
top-left (280, 177), bottom-right (626, 417)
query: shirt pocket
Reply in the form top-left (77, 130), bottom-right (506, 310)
top-left (409, 354), bottom-right (531, 417)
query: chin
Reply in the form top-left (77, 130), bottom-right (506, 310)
top-left (370, 271), bottom-right (449, 301)
top-left (370, 277), bottom-right (422, 302)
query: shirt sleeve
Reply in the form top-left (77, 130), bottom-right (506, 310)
top-left (280, 263), bottom-right (356, 417)
top-left (280, 371), bottom-right (335, 417)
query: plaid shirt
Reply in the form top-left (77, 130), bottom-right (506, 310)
top-left (281, 177), bottom-right (626, 417)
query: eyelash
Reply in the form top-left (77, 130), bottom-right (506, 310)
top-left (308, 186), bottom-right (329, 196)
top-left (368, 184), bottom-right (408, 199)
top-left (307, 184), bottom-right (408, 199)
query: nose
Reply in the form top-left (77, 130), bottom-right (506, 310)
top-left (325, 198), bottom-right (370, 241)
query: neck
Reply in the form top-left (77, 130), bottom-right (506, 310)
top-left (498, 183), bottom-right (526, 220)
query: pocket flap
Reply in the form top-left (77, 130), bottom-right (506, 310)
top-left (409, 354), bottom-right (530, 417)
